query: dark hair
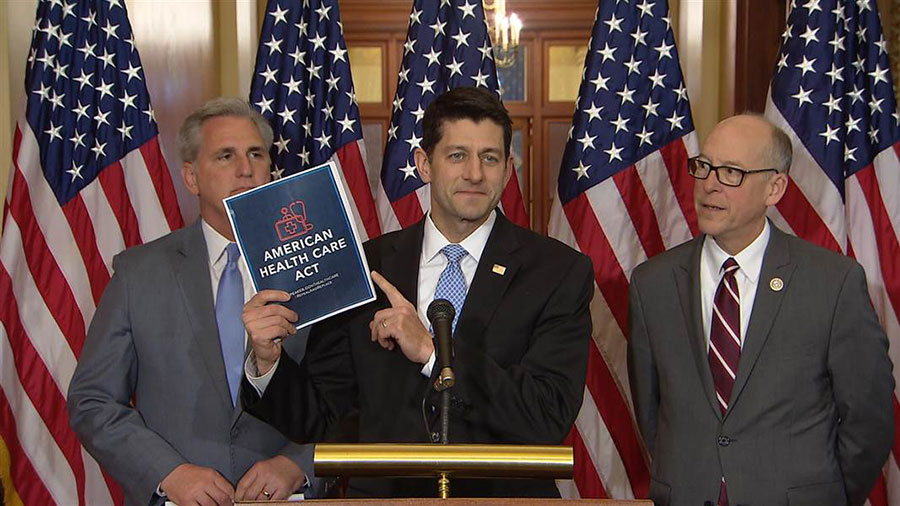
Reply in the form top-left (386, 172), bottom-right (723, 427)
top-left (421, 87), bottom-right (512, 158)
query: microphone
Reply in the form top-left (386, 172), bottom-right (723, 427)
top-left (427, 299), bottom-right (455, 391)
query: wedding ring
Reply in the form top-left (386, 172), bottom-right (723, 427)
top-left (262, 490), bottom-right (272, 498)
top-left (381, 319), bottom-right (388, 328)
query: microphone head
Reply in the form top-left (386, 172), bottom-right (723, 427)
top-left (427, 298), bottom-right (456, 322)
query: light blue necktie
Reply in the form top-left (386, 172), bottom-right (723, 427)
top-left (433, 244), bottom-right (469, 334)
top-left (216, 243), bottom-right (244, 406)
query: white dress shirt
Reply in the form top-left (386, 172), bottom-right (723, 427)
top-left (417, 210), bottom-right (496, 376)
top-left (699, 220), bottom-right (771, 349)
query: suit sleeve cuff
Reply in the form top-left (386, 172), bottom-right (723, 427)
top-left (244, 351), bottom-right (279, 395)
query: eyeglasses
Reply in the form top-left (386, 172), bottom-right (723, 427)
top-left (688, 157), bottom-right (778, 187)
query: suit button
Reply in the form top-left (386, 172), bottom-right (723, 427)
top-left (717, 435), bottom-right (732, 447)
top-left (431, 432), bottom-right (440, 443)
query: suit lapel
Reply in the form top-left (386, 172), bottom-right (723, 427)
top-left (173, 222), bottom-right (234, 411)
top-left (381, 220), bottom-right (425, 305)
top-left (674, 237), bottom-right (721, 418)
top-left (455, 213), bottom-right (519, 346)
top-left (379, 221), bottom-right (430, 384)
top-left (726, 226), bottom-right (795, 415)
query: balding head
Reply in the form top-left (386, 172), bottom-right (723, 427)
top-left (713, 113), bottom-right (792, 175)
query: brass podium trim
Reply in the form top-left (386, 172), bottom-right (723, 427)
top-left (314, 443), bottom-right (573, 479)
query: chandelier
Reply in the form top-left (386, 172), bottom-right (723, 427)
top-left (483, 0), bottom-right (523, 68)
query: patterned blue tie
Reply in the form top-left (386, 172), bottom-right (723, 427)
top-left (216, 243), bottom-right (244, 406)
top-left (433, 244), bottom-right (469, 334)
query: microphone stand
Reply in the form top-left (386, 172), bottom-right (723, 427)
top-left (428, 299), bottom-right (456, 498)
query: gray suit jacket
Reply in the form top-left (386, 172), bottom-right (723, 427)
top-left (628, 225), bottom-right (894, 506)
top-left (68, 221), bottom-right (320, 506)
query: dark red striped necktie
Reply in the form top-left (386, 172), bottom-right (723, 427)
top-left (708, 257), bottom-right (740, 506)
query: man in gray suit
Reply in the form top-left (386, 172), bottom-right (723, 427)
top-left (68, 98), bottom-right (318, 506)
top-left (628, 114), bottom-right (894, 506)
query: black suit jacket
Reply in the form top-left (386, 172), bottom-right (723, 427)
top-left (244, 212), bottom-right (594, 497)
top-left (627, 225), bottom-right (894, 506)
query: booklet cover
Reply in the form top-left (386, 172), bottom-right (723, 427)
top-left (224, 161), bottom-right (375, 329)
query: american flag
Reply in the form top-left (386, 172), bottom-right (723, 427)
top-left (548, 0), bottom-right (697, 499)
top-left (250, 0), bottom-right (381, 241)
top-left (376, 0), bottom-right (528, 232)
top-left (763, 1), bottom-right (900, 504)
top-left (0, 0), bottom-right (182, 504)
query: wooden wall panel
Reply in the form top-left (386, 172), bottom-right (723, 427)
top-left (733, 0), bottom-right (787, 113)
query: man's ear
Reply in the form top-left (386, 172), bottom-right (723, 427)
top-left (414, 148), bottom-right (431, 183)
top-left (503, 155), bottom-right (514, 187)
top-left (765, 172), bottom-right (788, 207)
top-left (181, 162), bottom-right (200, 196)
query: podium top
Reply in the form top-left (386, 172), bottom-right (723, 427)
top-left (237, 499), bottom-right (653, 505)
top-left (314, 444), bottom-right (573, 479)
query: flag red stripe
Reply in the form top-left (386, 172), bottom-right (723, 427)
top-left (659, 138), bottom-right (698, 236)
top-left (390, 191), bottom-right (425, 229)
top-left (868, 471), bottom-right (888, 506)
top-left (8, 161), bottom-right (86, 357)
top-left (500, 171), bottom-right (528, 228)
top-left (100, 465), bottom-right (124, 506)
top-left (891, 396), bottom-right (900, 467)
top-left (854, 163), bottom-right (900, 319)
top-left (61, 195), bottom-right (111, 307)
top-left (585, 340), bottom-right (650, 498)
top-left (0, 266), bottom-right (87, 505)
top-left (565, 427), bottom-right (608, 498)
top-left (98, 162), bottom-right (142, 249)
top-left (775, 181), bottom-right (842, 253)
top-left (0, 386), bottom-right (54, 506)
top-left (336, 142), bottom-right (382, 239)
top-left (563, 193), bottom-right (629, 333)
top-left (139, 138), bottom-right (184, 231)
top-left (613, 168), bottom-right (666, 259)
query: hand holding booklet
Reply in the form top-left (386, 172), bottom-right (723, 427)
top-left (224, 161), bottom-right (375, 329)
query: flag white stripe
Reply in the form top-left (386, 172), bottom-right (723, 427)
top-left (331, 148), bottom-right (370, 242)
top-left (2, 216), bottom-right (79, 395)
top-left (846, 176), bottom-right (900, 391)
top-left (766, 97), bottom-right (846, 249)
top-left (575, 387), bottom-right (635, 499)
top-left (585, 179), bottom-right (646, 280)
top-left (0, 325), bottom-right (76, 505)
top-left (634, 152), bottom-right (692, 250)
top-left (374, 179), bottom-right (400, 233)
top-left (590, 285), bottom-right (631, 406)
top-left (122, 148), bottom-right (169, 244)
top-left (872, 146), bottom-right (900, 243)
top-left (16, 127), bottom-right (95, 328)
top-left (80, 178), bottom-right (124, 277)
top-left (82, 445), bottom-right (114, 506)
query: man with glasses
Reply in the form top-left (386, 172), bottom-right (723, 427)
top-left (627, 113), bottom-right (893, 506)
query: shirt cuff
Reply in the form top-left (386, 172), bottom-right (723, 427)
top-left (244, 351), bottom-right (279, 396)
top-left (420, 350), bottom-right (436, 378)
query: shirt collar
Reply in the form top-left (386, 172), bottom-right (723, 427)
top-left (422, 210), bottom-right (497, 264)
top-left (703, 220), bottom-right (770, 283)
top-left (201, 219), bottom-right (234, 267)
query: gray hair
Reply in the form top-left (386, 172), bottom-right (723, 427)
top-left (768, 122), bottom-right (793, 175)
top-left (176, 97), bottom-right (273, 163)
top-left (738, 111), bottom-right (792, 175)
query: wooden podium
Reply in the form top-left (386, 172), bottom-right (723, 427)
top-left (234, 444), bottom-right (652, 505)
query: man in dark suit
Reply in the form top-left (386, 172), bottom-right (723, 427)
top-left (68, 98), bottom-right (319, 506)
top-left (627, 113), bottom-right (894, 506)
top-left (241, 87), bottom-right (594, 497)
